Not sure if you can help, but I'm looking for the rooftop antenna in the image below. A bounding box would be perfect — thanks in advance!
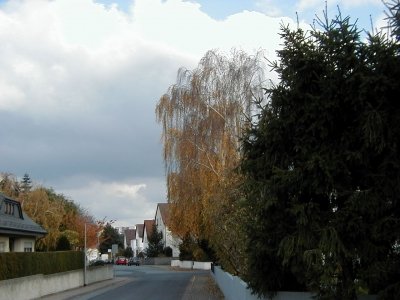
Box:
[370,14,375,35]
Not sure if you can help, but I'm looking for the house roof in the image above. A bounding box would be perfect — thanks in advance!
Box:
[143,220,155,239]
[124,229,136,244]
[156,203,170,226]
[0,193,47,237]
[136,224,144,238]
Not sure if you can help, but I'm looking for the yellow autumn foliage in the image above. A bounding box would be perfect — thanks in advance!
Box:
[156,49,266,272]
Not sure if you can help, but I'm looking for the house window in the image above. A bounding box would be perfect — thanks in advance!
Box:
[5,202,10,214]
[0,242,5,252]
[4,201,15,215]
[24,242,33,252]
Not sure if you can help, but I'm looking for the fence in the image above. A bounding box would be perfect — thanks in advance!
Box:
[142,257,172,265]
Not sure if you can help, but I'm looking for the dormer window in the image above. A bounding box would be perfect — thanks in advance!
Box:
[3,199,23,219]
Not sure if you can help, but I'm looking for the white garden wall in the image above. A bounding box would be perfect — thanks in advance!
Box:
[171,260,212,270]
[211,266,377,300]
[0,265,113,300]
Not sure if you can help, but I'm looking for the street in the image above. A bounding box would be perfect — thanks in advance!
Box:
[41,265,223,300]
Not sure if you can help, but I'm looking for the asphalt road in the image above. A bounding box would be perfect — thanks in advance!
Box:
[42,265,224,300]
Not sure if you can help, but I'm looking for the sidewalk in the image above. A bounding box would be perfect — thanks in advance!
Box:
[183,273,224,300]
[39,277,132,300]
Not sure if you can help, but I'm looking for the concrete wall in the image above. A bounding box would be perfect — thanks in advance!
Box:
[171,260,212,270]
[171,259,180,267]
[86,264,113,284]
[211,266,377,300]
[0,265,113,300]
[212,266,316,300]
[193,261,212,270]
[143,257,172,265]
[171,260,193,269]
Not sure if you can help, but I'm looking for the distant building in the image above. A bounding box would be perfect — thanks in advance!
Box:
[0,193,47,252]
[135,224,144,256]
[124,228,136,250]
[115,226,129,235]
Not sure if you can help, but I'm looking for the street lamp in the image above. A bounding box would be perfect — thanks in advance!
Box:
[84,222,101,286]
[84,223,87,286]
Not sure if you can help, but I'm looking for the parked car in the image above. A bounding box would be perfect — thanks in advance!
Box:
[128,257,140,266]
[89,259,105,267]
[115,256,128,265]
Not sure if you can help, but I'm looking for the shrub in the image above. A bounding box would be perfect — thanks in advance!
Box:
[0,251,83,280]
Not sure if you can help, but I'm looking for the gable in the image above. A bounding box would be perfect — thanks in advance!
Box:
[124,229,136,244]
[156,203,170,227]
[143,220,155,240]
[136,224,144,238]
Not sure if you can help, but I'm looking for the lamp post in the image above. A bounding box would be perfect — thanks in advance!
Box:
[84,223,87,286]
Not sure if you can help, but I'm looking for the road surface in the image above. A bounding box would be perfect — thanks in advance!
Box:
[41,264,224,300]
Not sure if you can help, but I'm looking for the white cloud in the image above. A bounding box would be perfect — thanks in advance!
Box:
[0,81,25,110]
[296,0,382,12]
[0,0,384,227]
[57,177,165,227]
[0,0,302,226]
[0,0,294,116]
[131,0,297,59]
[132,0,220,56]
[51,0,132,49]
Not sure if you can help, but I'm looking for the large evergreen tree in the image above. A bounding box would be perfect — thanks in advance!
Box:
[241,10,400,300]
[99,223,123,254]
[145,224,163,257]
[20,173,32,194]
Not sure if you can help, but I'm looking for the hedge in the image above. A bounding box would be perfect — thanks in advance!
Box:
[0,251,84,280]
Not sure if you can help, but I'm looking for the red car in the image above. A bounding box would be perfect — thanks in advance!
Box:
[115,257,128,265]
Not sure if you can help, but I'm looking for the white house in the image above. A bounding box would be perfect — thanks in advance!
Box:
[143,220,155,250]
[142,219,155,254]
[135,223,144,256]
[123,228,136,251]
[155,203,180,257]
[0,193,47,252]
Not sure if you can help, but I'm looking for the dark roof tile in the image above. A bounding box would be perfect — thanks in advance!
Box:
[0,193,47,237]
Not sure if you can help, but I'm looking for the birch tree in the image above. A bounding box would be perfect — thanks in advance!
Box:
[156,49,266,271]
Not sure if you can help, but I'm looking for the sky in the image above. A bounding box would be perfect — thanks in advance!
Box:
[0,0,388,227]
